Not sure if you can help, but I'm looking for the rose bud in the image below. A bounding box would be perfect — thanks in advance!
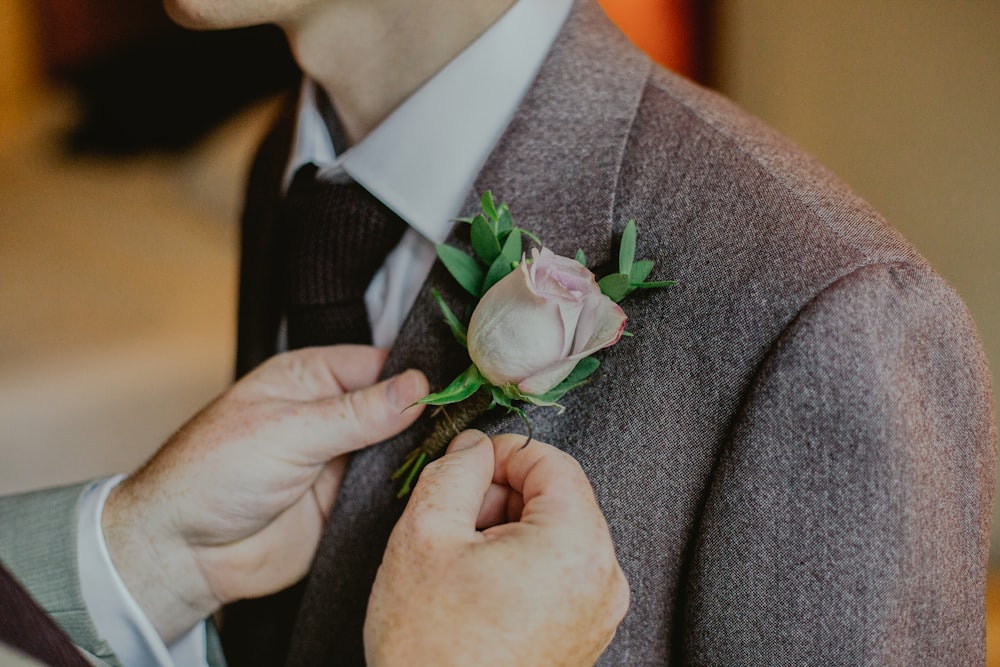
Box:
[467,247,627,395]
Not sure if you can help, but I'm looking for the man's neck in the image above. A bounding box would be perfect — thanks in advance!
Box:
[282,0,518,146]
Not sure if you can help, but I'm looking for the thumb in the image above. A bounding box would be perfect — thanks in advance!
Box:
[297,369,429,461]
[404,430,494,539]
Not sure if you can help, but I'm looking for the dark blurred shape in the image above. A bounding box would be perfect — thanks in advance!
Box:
[32,0,298,154]
[65,26,298,154]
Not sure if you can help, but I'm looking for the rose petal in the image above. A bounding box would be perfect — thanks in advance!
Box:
[517,358,579,395]
[571,292,627,357]
[468,267,568,386]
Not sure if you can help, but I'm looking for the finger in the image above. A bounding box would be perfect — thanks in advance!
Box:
[315,346,390,392]
[475,484,525,529]
[311,456,349,523]
[475,483,512,529]
[254,346,390,401]
[491,434,599,527]
[403,430,494,540]
[298,369,429,460]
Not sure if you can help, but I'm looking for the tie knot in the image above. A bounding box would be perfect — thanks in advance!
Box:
[282,164,408,347]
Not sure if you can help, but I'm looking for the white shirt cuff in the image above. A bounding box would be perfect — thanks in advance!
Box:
[77,476,209,667]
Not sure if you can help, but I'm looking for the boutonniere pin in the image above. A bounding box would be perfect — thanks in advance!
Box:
[393,192,674,496]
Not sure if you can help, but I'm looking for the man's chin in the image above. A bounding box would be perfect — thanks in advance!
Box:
[162,0,251,30]
[162,0,211,29]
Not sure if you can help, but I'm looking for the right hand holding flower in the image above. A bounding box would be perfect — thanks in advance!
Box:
[365,430,630,666]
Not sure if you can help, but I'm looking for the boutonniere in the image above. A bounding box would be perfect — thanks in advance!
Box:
[393,192,674,495]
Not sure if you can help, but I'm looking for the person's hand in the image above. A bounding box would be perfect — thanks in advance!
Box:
[102,345,428,643]
[364,430,629,666]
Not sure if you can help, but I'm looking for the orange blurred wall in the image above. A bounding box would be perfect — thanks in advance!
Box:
[598,0,701,78]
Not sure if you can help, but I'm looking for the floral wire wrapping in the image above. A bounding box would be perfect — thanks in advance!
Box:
[392,192,675,496]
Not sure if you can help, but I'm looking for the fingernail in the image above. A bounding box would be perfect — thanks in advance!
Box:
[387,370,423,411]
[448,430,487,453]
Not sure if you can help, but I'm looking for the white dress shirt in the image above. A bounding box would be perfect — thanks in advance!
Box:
[76,1,572,664]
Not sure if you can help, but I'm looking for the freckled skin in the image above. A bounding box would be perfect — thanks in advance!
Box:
[365,432,630,667]
[101,345,428,645]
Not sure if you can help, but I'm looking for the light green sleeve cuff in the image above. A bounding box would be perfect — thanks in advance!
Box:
[0,481,228,667]
[0,481,120,665]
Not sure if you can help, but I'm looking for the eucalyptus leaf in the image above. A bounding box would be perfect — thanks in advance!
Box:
[619,219,637,275]
[496,205,513,234]
[499,228,523,263]
[470,215,501,265]
[518,228,542,246]
[431,288,468,347]
[436,244,484,297]
[489,385,515,411]
[634,280,677,289]
[416,365,485,406]
[574,249,588,267]
[533,357,600,403]
[520,394,566,413]
[481,191,498,223]
[489,386,528,424]
[482,252,517,295]
[629,259,655,284]
[598,272,631,302]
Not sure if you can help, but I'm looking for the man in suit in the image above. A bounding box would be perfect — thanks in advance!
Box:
[168,0,996,664]
[1,346,628,665]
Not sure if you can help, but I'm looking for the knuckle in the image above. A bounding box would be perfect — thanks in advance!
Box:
[608,567,631,623]
[342,388,375,428]
[398,504,443,555]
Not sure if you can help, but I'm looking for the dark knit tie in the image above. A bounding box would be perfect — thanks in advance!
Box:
[0,562,91,666]
[282,164,408,348]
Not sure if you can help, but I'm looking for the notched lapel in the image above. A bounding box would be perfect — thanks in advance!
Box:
[470,0,651,268]
[286,2,653,664]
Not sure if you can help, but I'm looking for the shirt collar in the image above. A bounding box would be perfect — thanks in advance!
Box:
[283,0,573,244]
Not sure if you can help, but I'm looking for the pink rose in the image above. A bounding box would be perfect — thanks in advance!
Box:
[467,248,627,395]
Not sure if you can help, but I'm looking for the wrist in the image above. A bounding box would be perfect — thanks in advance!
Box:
[102,478,220,644]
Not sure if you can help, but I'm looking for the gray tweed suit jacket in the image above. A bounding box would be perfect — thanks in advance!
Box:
[226,1,997,664]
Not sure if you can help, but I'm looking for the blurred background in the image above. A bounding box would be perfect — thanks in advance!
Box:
[1,0,998,655]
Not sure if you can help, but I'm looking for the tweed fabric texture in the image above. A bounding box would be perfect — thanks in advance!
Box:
[229,0,996,664]
[0,560,91,666]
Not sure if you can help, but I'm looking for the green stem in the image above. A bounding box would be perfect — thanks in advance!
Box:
[394,388,492,497]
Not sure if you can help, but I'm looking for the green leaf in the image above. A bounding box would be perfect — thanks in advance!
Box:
[482,254,516,296]
[574,249,588,267]
[517,227,542,246]
[416,366,485,406]
[470,215,501,265]
[481,229,522,295]
[598,272,631,302]
[629,259,655,285]
[436,244,484,296]
[514,384,565,410]
[496,205,513,235]
[500,228,523,263]
[533,357,601,403]
[481,191,498,223]
[490,385,527,420]
[619,220,637,276]
[488,385,512,409]
[431,288,467,347]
